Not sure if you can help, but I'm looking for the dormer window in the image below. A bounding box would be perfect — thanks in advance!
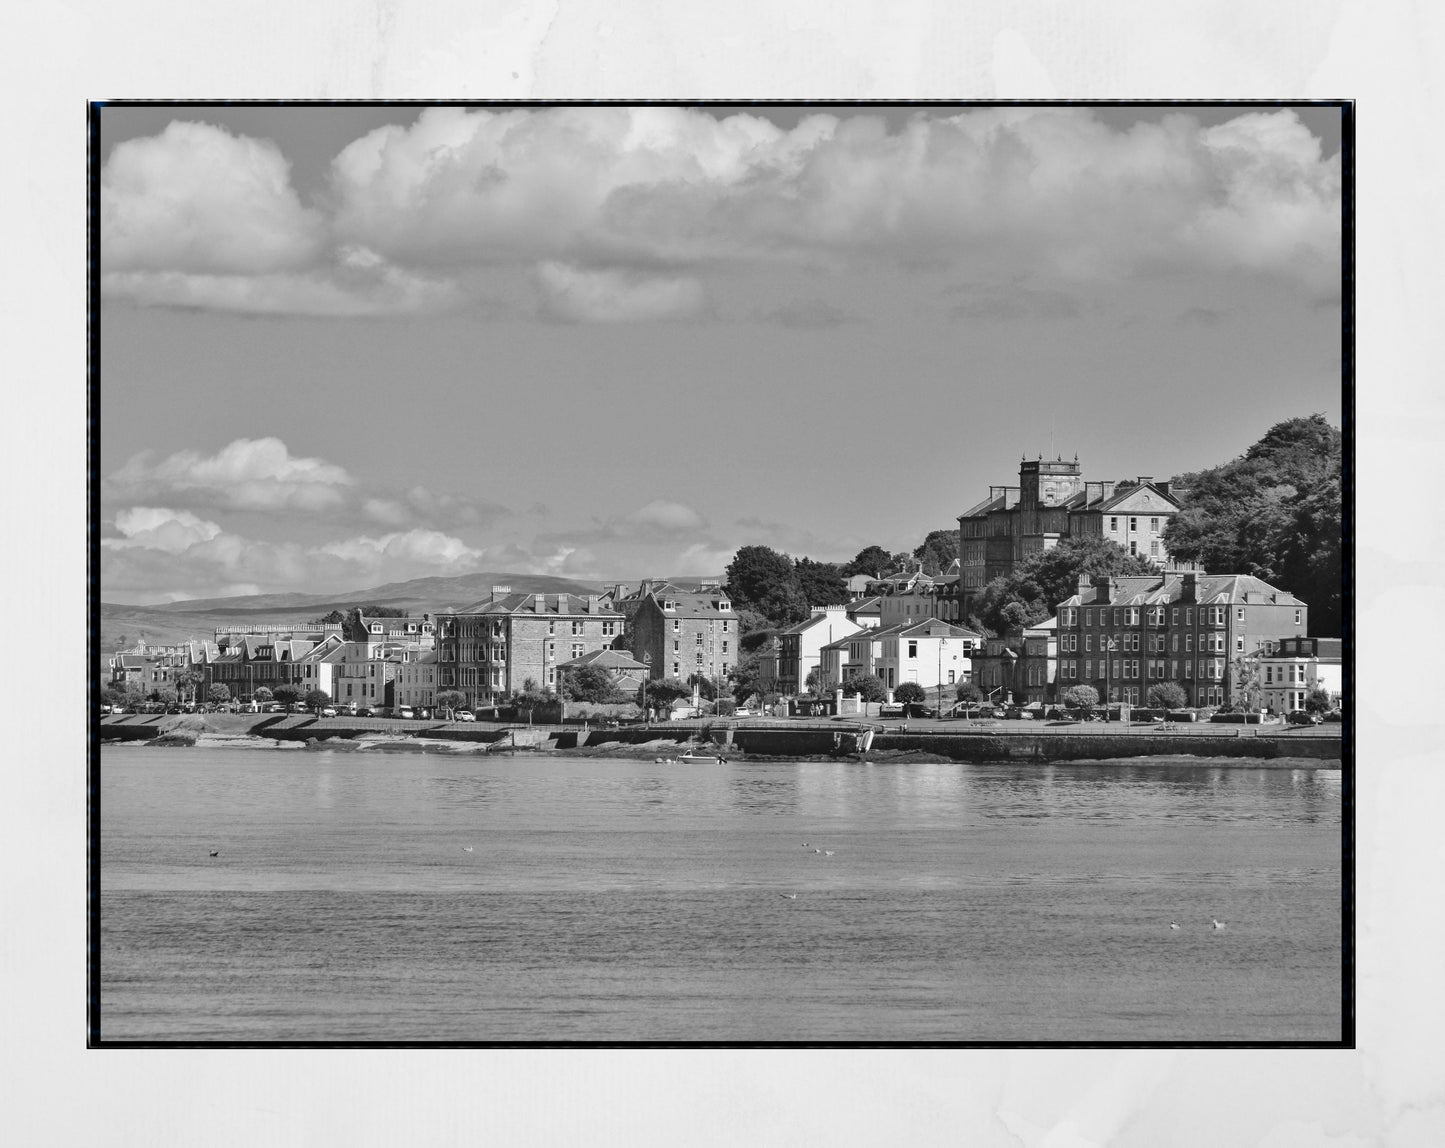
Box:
[370,623,383,634]
[662,600,676,611]
[717,600,731,611]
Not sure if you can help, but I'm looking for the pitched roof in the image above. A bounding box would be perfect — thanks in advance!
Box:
[557,648,648,671]
[643,590,734,618]
[1055,573,1307,610]
[451,593,622,617]
[959,488,1018,517]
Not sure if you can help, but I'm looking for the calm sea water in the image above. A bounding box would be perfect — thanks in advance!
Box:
[99,746,1344,1043]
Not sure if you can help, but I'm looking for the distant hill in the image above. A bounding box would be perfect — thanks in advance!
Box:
[98,570,602,660]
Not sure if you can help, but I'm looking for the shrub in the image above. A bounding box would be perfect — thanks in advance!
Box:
[1146,682,1188,710]
[893,682,927,704]
[843,674,887,703]
[1061,685,1099,710]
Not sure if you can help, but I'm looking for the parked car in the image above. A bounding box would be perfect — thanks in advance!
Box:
[354,707,374,718]
[903,703,937,719]
[266,703,285,713]
[733,707,754,717]
[1322,710,1344,722]
[320,706,338,717]
[398,706,415,719]
[1286,710,1323,725]
[879,702,906,717]
[454,709,475,722]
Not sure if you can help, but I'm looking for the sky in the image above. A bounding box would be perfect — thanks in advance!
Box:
[98,102,1344,605]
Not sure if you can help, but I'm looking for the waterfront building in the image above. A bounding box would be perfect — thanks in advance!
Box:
[1252,636,1343,713]
[776,603,877,696]
[817,619,980,695]
[1054,572,1308,709]
[393,650,439,712]
[971,617,1058,707]
[627,586,736,684]
[555,648,651,696]
[435,589,625,709]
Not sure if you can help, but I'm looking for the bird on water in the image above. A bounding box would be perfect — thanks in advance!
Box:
[1212,918,1227,930]
[1169,922,1180,930]
[778,893,798,900]
[462,846,474,853]
[208,850,219,857]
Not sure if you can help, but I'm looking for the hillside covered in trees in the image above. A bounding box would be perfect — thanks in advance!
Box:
[1164,414,1343,635]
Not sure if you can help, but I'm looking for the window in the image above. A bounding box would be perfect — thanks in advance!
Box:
[548,642,555,658]
[1085,635,1092,652]
[948,670,956,684]
[673,641,680,652]
[1171,608,1178,625]
[1171,634,1178,653]
[1150,540,1159,556]
[1150,517,1159,532]
[908,641,918,658]
[722,641,728,653]
[722,620,730,633]
[1112,659,1121,678]
[1085,659,1093,678]
[1185,634,1194,653]
[1235,638,1244,653]
[1110,516,1118,532]
[1129,541,1138,556]
[1295,609,1303,626]
[1185,608,1193,626]
[1129,517,1138,532]
[602,621,616,636]
[1113,608,1121,626]
[1237,607,1246,622]
[672,662,680,676]
[673,619,681,632]
[571,621,583,636]
[695,633,704,646]
[1084,609,1093,626]
[548,621,555,635]
[1125,607,1140,626]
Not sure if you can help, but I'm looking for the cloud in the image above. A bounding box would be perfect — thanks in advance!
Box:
[102,244,460,317]
[102,120,323,274]
[535,262,704,323]
[102,108,1340,317]
[362,485,510,530]
[624,500,706,533]
[104,438,355,512]
[947,284,1084,322]
[102,521,495,605]
[756,299,857,328]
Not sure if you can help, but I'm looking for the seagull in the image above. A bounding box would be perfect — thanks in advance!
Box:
[1169,922,1180,930]
[824,851,835,856]
[1212,918,1227,930]
[800,843,810,848]
[778,893,798,900]
[462,846,474,853]
[208,849,219,858]
[814,848,822,854]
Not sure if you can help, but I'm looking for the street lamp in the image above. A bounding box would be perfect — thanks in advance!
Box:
[641,652,653,725]
[1102,637,1117,722]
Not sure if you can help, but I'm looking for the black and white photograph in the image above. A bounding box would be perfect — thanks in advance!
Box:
[92,100,1349,1047]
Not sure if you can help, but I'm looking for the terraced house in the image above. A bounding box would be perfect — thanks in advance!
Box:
[435,589,625,709]
[1054,572,1308,709]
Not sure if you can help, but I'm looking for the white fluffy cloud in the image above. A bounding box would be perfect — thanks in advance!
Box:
[102,107,1341,318]
[535,262,705,323]
[104,437,355,512]
[102,121,323,274]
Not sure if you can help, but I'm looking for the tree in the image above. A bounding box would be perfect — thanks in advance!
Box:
[563,664,624,703]
[893,681,926,703]
[841,545,893,579]
[740,627,782,655]
[969,537,1155,635]
[638,678,693,715]
[435,689,465,718]
[913,529,959,575]
[1061,684,1099,711]
[272,685,300,709]
[156,686,179,707]
[955,681,984,703]
[1305,686,1333,714]
[1164,415,1342,634]
[1147,682,1188,710]
[107,680,145,709]
[726,650,767,705]
[843,674,887,702]
[304,689,331,711]
[320,610,346,625]
[803,668,823,696]
[253,686,274,706]
[793,557,848,607]
[174,667,205,704]
[725,546,800,613]
[207,683,231,705]
[686,673,717,701]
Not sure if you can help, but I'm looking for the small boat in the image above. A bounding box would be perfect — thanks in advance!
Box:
[679,751,726,763]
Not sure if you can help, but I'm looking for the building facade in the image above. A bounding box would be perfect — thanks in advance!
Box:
[957,457,1198,615]
[1054,572,1308,709]
[435,590,625,708]
[628,588,737,683]
[971,617,1057,707]
[1253,636,1343,713]
[818,619,980,695]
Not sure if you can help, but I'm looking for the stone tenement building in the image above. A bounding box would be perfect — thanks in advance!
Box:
[957,456,1199,614]
[434,589,625,708]
[1054,572,1307,709]
[627,587,738,683]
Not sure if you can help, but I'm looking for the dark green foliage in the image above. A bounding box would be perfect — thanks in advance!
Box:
[1305,686,1333,714]
[561,664,625,703]
[272,685,299,706]
[893,681,926,703]
[913,529,959,575]
[207,683,232,704]
[435,690,465,714]
[1061,684,1099,709]
[320,610,346,624]
[969,538,1155,635]
[725,650,766,704]
[1146,681,1188,710]
[1164,415,1342,634]
[359,605,409,617]
[954,681,984,703]
[844,673,887,702]
[740,627,782,655]
[304,689,331,710]
[638,678,693,707]
[841,545,893,579]
[794,557,848,607]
